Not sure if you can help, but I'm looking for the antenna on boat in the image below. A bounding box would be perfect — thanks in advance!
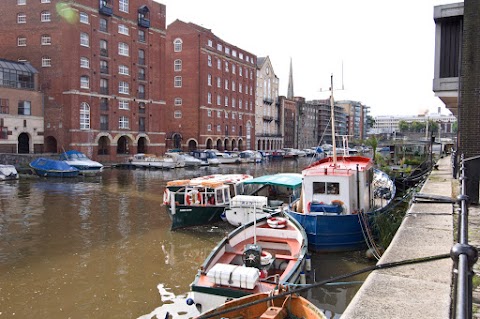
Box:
[330,74,337,166]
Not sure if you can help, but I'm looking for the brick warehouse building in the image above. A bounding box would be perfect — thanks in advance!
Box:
[0,0,167,162]
[165,20,256,151]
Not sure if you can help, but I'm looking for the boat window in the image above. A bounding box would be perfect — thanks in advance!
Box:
[313,182,340,195]
[216,189,223,204]
[313,182,326,194]
[327,182,340,195]
[223,188,230,203]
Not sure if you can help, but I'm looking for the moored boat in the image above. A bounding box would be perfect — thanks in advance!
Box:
[0,164,19,180]
[224,173,302,227]
[284,75,395,252]
[59,150,103,176]
[194,287,327,319]
[30,158,79,178]
[188,212,308,314]
[164,174,253,230]
[128,153,176,169]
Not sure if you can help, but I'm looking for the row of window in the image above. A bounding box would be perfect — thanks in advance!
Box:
[80,102,136,130]
[0,99,31,116]
[174,38,255,65]
[206,74,254,94]
[17,11,51,23]
[206,55,254,79]
[205,93,253,110]
[79,76,145,97]
[17,34,51,46]
[17,0,50,4]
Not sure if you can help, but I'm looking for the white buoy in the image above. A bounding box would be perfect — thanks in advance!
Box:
[305,255,312,272]
[300,271,306,285]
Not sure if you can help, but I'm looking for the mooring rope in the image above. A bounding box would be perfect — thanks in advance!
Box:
[195,253,450,319]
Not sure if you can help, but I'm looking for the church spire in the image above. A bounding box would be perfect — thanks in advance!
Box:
[287,58,294,99]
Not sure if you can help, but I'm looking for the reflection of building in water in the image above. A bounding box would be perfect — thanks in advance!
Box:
[306,285,351,319]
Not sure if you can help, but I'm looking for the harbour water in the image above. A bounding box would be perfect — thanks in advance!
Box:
[0,157,374,319]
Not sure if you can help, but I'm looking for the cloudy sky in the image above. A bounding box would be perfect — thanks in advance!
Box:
[157,0,459,116]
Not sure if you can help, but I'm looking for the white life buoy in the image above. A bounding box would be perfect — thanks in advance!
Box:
[260,251,273,266]
[186,191,201,205]
[267,217,287,229]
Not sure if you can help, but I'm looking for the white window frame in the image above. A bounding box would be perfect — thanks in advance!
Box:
[119,0,129,13]
[239,53,244,60]
[239,113,243,120]
[17,0,26,5]
[207,55,212,67]
[225,79,229,90]
[118,42,129,56]
[207,124,212,131]
[174,38,182,52]
[41,0,51,3]
[225,47,230,55]
[207,39,213,47]
[17,13,26,24]
[174,59,182,71]
[216,95,221,106]
[174,98,182,106]
[232,98,236,108]
[217,111,221,118]
[225,61,229,72]
[232,64,236,74]
[17,37,26,46]
[232,81,236,91]
[80,76,89,89]
[232,50,237,57]
[225,111,228,119]
[80,57,90,69]
[239,83,243,93]
[118,65,129,75]
[41,34,51,45]
[207,74,212,86]
[207,93,212,104]
[174,76,182,88]
[174,110,182,119]
[80,102,90,129]
[119,100,129,110]
[217,43,222,51]
[119,116,129,129]
[80,12,89,24]
[207,110,212,117]
[80,32,89,47]
[41,11,51,22]
[217,77,221,88]
[118,81,129,95]
[239,67,243,77]
[217,59,221,70]
[118,24,129,35]
[42,56,51,67]
[217,124,221,132]
[225,96,228,107]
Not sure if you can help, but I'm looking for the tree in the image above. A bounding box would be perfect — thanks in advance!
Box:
[398,120,409,132]
[366,115,375,128]
[365,135,378,163]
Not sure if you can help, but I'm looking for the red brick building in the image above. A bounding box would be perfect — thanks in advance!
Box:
[0,0,166,161]
[165,20,256,151]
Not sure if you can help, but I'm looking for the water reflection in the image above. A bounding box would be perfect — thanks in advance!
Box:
[0,158,373,318]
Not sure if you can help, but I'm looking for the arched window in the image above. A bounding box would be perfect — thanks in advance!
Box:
[80,102,90,129]
[173,38,182,52]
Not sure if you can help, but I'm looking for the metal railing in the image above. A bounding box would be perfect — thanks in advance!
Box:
[451,155,478,319]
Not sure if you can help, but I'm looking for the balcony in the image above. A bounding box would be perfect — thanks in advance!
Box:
[137,92,145,99]
[100,67,109,74]
[99,4,113,16]
[100,48,108,57]
[138,18,150,28]
[263,97,274,105]
[100,99,108,111]
[263,115,273,122]
[100,123,108,131]
[100,87,109,95]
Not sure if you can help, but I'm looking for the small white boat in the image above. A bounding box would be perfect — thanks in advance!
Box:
[224,173,302,227]
[59,150,103,176]
[128,153,176,169]
[211,151,240,164]
[188,212,308,314]
[164,152,186,168]
[239,150,262,163]
[0,165,19,180]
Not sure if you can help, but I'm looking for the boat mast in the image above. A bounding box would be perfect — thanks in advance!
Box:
[330,74,337,165]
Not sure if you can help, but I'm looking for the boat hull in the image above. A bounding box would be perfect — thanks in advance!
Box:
[286,210,373,252]
[167,205,226,230]
[196,291,326,319]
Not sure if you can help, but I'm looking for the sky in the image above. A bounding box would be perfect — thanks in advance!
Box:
[156,0,459,117]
